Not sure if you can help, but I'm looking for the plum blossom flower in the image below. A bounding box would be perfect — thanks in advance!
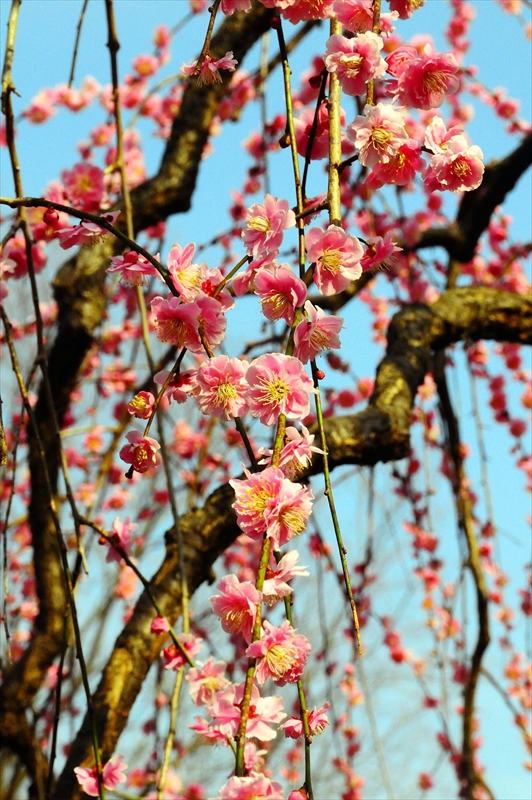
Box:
[294,301,343,363]
[162,633,203,670]
[150,616,170,634]
[181,51,238,85]
[360,233,402,271]
[347,102,408,167]
[324,32,386,96]
[293,102,351,160]
[246,620,311,686]
[259,424,323,479]
[127,391,155,419]
[230,467,313,548]
[185,657,230,705]
[150,296,201,350]
[262,550,310,604]
[232,253,279,296]
[243,194,296,257]
[107,250,161,287]
[154,368,197,403]
[254,264,307,324]
[196,293,227,351]
[0,255,15,300]
[389,0,425,18]
[195,355,249,419]
[58,211,120,249]
[245,353,314,425]
[207,682,286,741]
[106,516,137,563]
[390,46,460,110]
[423,119,484,192]
[333,0,398,34]
[218,774,284,800]
[61,162,104,212]
[367,138,424,187]
[306,225,363,296]
[74,755,127,797]
[119,430,162,474]
[210,574,261,643]
[167,242,207,300]
[221,0,252,14]
[280,701,331,738]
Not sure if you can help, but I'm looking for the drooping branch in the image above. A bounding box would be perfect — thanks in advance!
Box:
[52,285,531,799]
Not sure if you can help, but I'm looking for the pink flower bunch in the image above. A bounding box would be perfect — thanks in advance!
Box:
[293,102,351,160]
[387,44,460,109]
[162,632,203,670]
[294,301,343,363]
[58,211,120,249]
[185,657,230,705]
[218,774,284,799]
[254,264,307,324]
[198,682,286,742]
[306,224,363,296]
[74,755,127,797]
[423,116,484,191]
[127,391,156,419]
[246,619,311,686]
[62,162,105,212]
[119,431,162,474]
[347,102,409,167]
[262,549,310,604]
[280,700,331,738]
[154,368,197,404]
[324,32,386,96]
[232,253,279,297]
[259,424,323,479]
[210,573,261,642]
[105,516,137,563]
[107,250,161,287]
[167,241,207,300]
[360,233,402,271]
[150,295,201,350]
[195,355,249,419]
[366,138,424,187]
[333,0,398,34]
[181,51,238,85]
[230,466,313,549]
[242,194,296,257]
[245,353,314,426]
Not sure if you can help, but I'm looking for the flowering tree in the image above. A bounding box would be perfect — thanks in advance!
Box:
[0,1,531,799]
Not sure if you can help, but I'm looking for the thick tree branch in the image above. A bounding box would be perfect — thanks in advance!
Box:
[52,286,531,798]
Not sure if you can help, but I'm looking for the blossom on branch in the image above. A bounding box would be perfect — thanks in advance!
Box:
[245,353,314,426]
[280,700,331,738]
[254,264,307,324]
[58,211,120,249]
[242,194,296,257]
[107,250,161,287]
[293,301,344,363]
[218,774,284,799]
[203,682,286,741]
[210,573,262,643]
[119,431,162,474]
[246,620,311,686]
[150,295,201,350]
[347,103,408,167]
[195,355,249,419]
[306,225,363,296]
[74,755,127,797]
[324,32,386,97]
[181,52,238,85]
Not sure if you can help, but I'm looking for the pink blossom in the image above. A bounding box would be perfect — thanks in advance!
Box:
[367,139,424,187]
[394,49,460,110]
[423,115,468,154]
[107,250,161,287]
[127,391,156,419]
[262,550,310,604]
[181,52,238,85]
[230,467,286,539]
[232,253,279,296]
[280,701,331,738]
[58,211,120,249]
[425,140,485,192]
[347,102,409,167]
[389,0,425,19]
[245,353,314,426]
[119,430,162,474]
[306,225,363,296]
[264,476,314,550]
[210,574,261,643]
[324,32,386,96]
[167,242,207,300]
[150,296,201,350]
[196,293,227,351]
[259,424,323,479]
[195,355,249,419]
[281,0,335,25]
[154,368,196,404]
[106,516,137,563]
[221,0,252,12]
[360,233,402,271]
[150,616,170,634]
[293,103,351,160]
[0,256,15,300]
[246,620,311,686]
[218,774,284,800]
[254,264,307,324]
[185,657,230,705]
[294,301,343,363]
[242,194,295,257]
[162,633,203,670]
[333,0,398,34]
[62,162,104,212]
[1,234,47,279]
[74,755,127,797]
[133,53,159,77]
[207,682,286,741]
